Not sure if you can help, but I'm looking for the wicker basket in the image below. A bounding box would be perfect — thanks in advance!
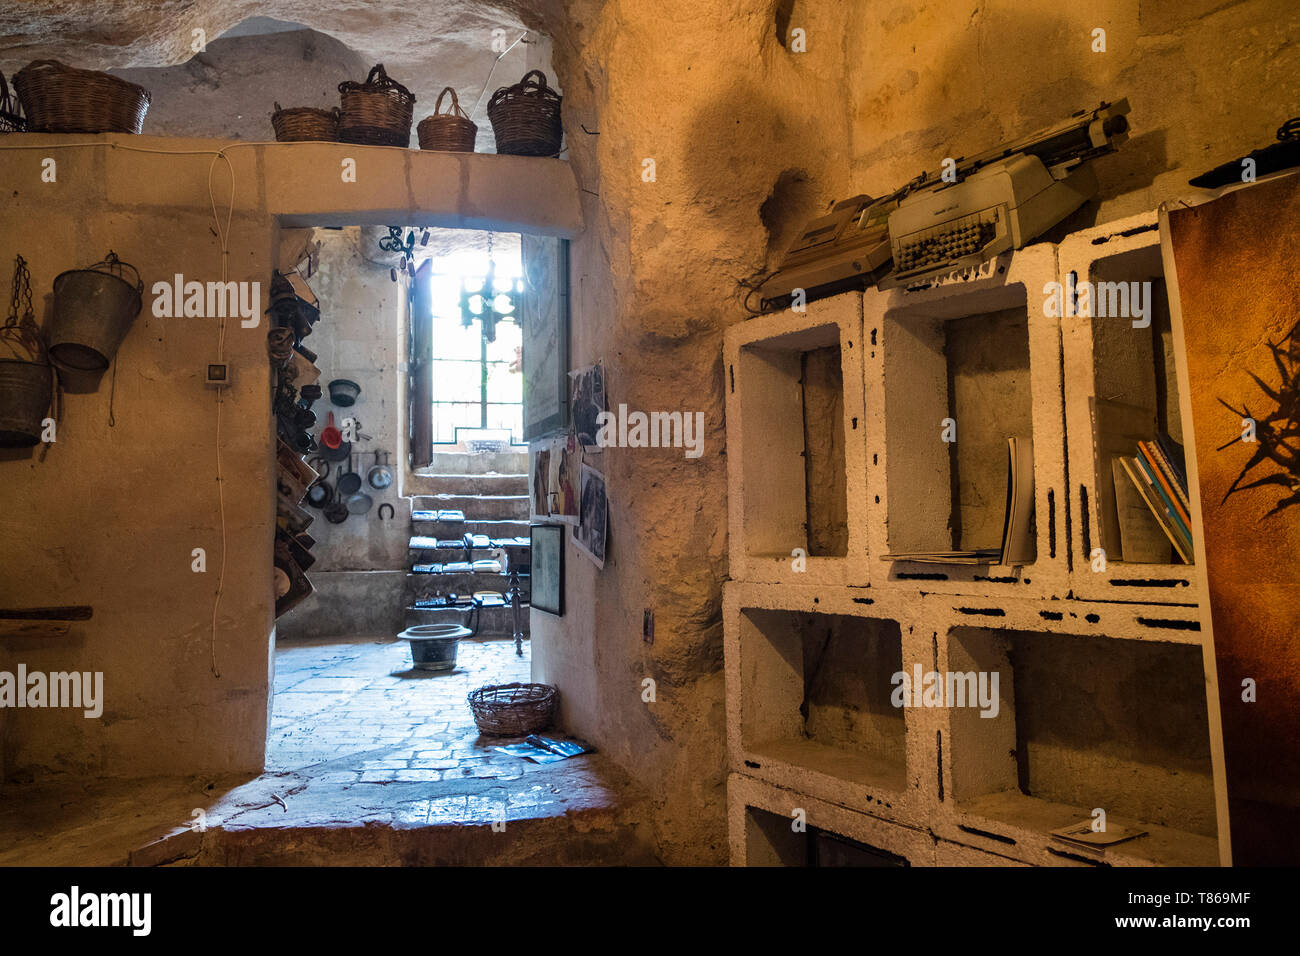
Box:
[338,64,414,147]
[487,69,562,157]
[271,102,339,142]
[416,87,477,152]
[13,60,150,134]
[468,682,558,736]
[0,71,25,133]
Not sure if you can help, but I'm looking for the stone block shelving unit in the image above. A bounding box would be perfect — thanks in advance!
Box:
[723,233,1225,867]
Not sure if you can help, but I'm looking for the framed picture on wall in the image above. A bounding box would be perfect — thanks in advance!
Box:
[529,523,565,616]
[521,235,570,441]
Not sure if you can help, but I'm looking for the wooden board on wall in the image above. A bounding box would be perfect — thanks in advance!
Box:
[521,235,569,441]
[1163,171,1300,866]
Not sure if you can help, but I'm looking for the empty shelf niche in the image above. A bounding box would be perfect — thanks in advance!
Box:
[946,624,1218,865]
[739,608,905,791]
[743,805,910,867]
[738,324,850,559]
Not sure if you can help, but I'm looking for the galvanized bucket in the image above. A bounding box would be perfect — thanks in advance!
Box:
[400,624,471,671]
[49,251,143,372]
[0,358,52,447]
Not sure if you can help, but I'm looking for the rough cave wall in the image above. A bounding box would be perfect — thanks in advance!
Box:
[1,0,1298,862]
[530,0,1300,865]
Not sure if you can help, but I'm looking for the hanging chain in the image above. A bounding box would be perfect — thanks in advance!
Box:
[2,254,44,362]
[6,254,34,328]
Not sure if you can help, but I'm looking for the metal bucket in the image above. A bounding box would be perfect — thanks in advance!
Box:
[400,624,471,671]
[0,359,52,447]
[49,252,143,372]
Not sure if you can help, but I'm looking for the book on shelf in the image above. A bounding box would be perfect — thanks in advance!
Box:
[883,436,1034,566]
[1118,443,1192,564]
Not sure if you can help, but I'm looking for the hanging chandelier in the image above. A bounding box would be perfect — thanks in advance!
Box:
[458,233,523,344]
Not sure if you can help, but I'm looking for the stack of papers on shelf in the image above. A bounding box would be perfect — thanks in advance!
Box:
[438,510,465,522]
[1050,819,1148,849]
[998,436,1036,566]
[881,550,1000,565]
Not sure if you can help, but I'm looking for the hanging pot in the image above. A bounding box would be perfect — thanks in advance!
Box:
[0,358,52,447]
[49,251,143,372]
[337,452,362,496]
[346,489,373,515]
[324,499,349,524]
[328,378,361,406]
[367,450,393,490]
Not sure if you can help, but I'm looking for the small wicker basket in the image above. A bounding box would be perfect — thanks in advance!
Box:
[416,87,477,152]
[0,71,26,133]
[271,102,340,142]
[13,60,150,134]
[487,69,562,157]
[468,682,558,736]
[338,64,414,147]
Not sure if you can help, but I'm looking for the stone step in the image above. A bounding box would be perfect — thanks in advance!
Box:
[408,534,531,552]
[409,516,531,537]
[412,473,528,497]
[404,601,529,635]
[406,570,530,595]
[410,493,529,521]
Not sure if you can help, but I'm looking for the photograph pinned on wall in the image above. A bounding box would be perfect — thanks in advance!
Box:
[569,363,606,451]
[532,447,551,519]
[573,462,608,569]
[548,434,581,526]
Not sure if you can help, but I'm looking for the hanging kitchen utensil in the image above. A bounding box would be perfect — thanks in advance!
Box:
[0,254,53,448]
[346,488,373,515]
[306,462,333,509]
[324,467,349,524]
[320,411,342,449]
[337,451,362,496]
[367,450,393,490]
[328,378,361,406]
[48,250,143,372]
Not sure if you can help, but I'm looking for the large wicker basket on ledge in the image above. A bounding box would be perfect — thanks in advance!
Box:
[271,102,340,142]
[13,59,150,134]
[338,63,414,147]
[487,69,562,157]
[468,682,558,736]
[416,86,477,152]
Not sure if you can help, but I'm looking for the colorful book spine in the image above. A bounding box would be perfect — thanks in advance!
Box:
[1121,456,1192,563]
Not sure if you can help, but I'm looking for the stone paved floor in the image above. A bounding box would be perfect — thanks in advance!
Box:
[268,634,533,782]
[0,635,653,865]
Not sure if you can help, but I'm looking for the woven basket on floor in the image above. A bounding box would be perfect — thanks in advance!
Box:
[487,69,562,157]
[271,102,339,142]
[0,71,26,133]
[13,59,150,134]
[338,63,414,147]
[416,87,477,152]
[468,682,558,736]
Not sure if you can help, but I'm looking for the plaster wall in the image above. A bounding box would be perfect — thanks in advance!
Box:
[0,133,581,780]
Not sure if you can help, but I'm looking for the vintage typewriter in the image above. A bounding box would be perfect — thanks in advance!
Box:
[879,100,1130,288]
[756,192,897,311]
[759,101,1130,310]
